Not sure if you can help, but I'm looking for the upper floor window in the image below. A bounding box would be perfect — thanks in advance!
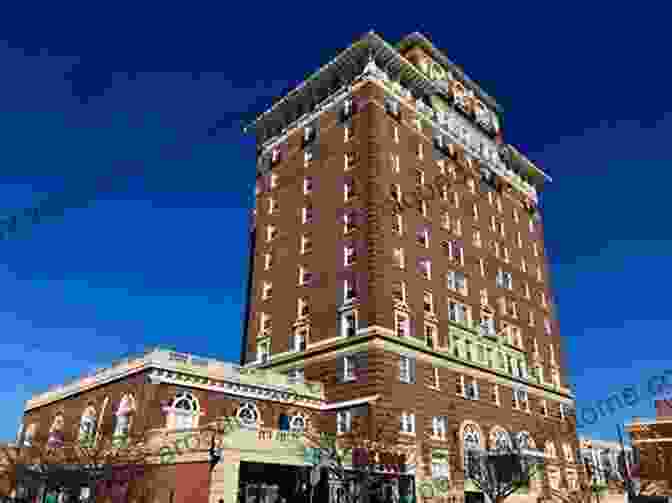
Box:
[473,230,482,248]
[237,402,259,428]
[262,281,273,300]
[264,252,273,271]
[257,340,271,363]
[513,208,520,223]
[301,234,312,254]
[344,182,355,202]
[425,323,437,349]
[344,213,356,234]
[448,299,471,326]
[172,392,200,430]
[419,259,432,280]
[392,213,403,235]
[517,231,523,249]
[385,98,400,118]
[302,205,313,225]
[292,327,308,352]
[304,150,313,167]
[266,225,277,242]
[343,279,357,303]
[424,291,435,314]
[337,410,352,434]
[393,126,399,144]
[23,423,37,448]
[393,248,405,269]
[297,297,310,318]
[395,312,410,338]
[46,415,64,448]
[79,405,98,444]
[417,228,430,248]
[399,355,414,383]
[400,412,416,434]
[344,245,356,266]
[392,280,407,305]
[446,270,468,296]
[544,318,552,335]
[345,152,356,171]
[341,310,358,338]
[270,172,279,188]
[432,416,447,440]
[303,177,313,195]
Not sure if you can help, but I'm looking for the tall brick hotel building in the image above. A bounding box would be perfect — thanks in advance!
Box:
[13,32,580,503]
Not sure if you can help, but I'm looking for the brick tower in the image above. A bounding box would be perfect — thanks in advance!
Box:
[242,31,580,502]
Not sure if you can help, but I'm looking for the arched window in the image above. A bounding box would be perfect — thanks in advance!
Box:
[79,406,97,443]
[237,402,259,428]
[516,431,536,451]
[113,395,135,444]
[290,415,306,433]
[47,414,64,448]
[172,392,199,430]
[489,427,511,452]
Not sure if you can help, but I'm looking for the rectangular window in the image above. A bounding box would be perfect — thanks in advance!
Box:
[302,205,312,225]
[521,258,527,273]
[472,203,479,220]
[337,410,352,433]
[503,247,510,263]
[344,182,354,202]
[498,221,505,238]
[267,198,277,215]
[292,328,308,352]
[453,192,460,208]
[533,242,539,257]
[441,211,451,231]
[473,230,482,248]
[424,292,434,314]
[270,172,279,188]
[490,215,496,232]
[400,412,415,434]
[480,312,495,337]
[432,417,447,440]
[480,258,486,277]
[257,340,270,363]
[467,178,476,194]
[415,169,425,186]
[343,213,355,234]
[344,245,356,266]
[417,142,424,160]
[297,297,310,318]
[345,152,355,171]
[425,324,437,349]
[524,282,531,299]
[395,312,410,338]
[517,231,523,249]
[391,184,402,202]
[480,288,489,307]
[541,291,548,308]
[537,265,543,282]
[529,310,536,326]
[399,356,411,383]
[260,312,272,332]
[392,281,407,305]
[493,384,500,405]
[304,150,313,167]
[344,126,351,142]
[529,218,535,233]
[344,280,357,302]
[303,177,313,195]
[465,379,479,400]
[544,318,552,335]
[392,213,403,235]
[448,300,470,325]
[419,259,432,280]
[417,229,430,248]
[513,208,519,223]
[393,248,405,269]
[341,311,357,338]
[496,196,503,213]
[299,266,312,286]
[433,367,440,389]
[266,225,277,242]
[262,282,272,300]
[420,200,428,218]
[385,98,400,117]
[504,272,513,290]
[494,241,501,259]
[392,154,400,173]
[301,234,312,254]
[343,355,355,381]
[264,253,273,271]
[393,126,399,143]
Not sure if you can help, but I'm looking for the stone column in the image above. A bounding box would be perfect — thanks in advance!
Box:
[209,449,241,503]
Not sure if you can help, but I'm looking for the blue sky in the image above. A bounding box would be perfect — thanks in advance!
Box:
[1,1,671,444]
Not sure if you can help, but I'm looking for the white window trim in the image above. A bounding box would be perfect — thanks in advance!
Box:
[337,410,352,434]
[401,412,416,435]
[340,310,358,338]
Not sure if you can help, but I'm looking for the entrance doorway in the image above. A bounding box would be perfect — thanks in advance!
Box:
[465,491,485,503]
[238,462,314,503]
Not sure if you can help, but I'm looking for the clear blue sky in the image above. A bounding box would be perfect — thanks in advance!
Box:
[1,1,670,445]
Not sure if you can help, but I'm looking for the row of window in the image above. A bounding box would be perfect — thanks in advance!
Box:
[20,395,136,448]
